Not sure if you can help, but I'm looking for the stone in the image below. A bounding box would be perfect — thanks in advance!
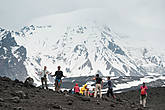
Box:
[52,104,62,109]
[13,107,24,110]
[81,97,90,101]
[110,104,115,107]
[67,99,73,105]
[11,96,20,103]
[24,77,34,87]
[96,100,100,105]
[0,98,4,102]
[68,101,72,105]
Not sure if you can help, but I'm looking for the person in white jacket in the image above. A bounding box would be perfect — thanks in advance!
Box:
[36,66,51,89]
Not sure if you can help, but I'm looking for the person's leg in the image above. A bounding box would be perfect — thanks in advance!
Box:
[41,78,44,89]
[87,91,90,97]
[58,80,62,91]
[98,84,102,98]
[142,96,144,107]
[141,95,146,107]
[84,91,87,96]
[94,84,98,98]
[143,95,147,107]
[45,78,48,89]
[55,80,58,91]
[110,89,115,98]
[107,89,110,97]
[140,95,142,105]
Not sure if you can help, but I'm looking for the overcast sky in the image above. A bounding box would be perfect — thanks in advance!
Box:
[0,0,164,47]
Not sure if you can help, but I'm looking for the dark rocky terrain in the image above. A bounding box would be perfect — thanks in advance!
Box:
[0,76,165,110]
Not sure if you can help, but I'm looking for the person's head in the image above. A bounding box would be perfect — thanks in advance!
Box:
[44,66,47,70]
[57,66,61,71]
[107,76,110,80]
[75,83,78,86]
[96,74,99,77]
[143,82,145,87]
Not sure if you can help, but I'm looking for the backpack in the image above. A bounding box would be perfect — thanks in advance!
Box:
[141,87,146,95]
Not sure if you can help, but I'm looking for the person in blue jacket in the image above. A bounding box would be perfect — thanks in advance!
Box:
[104,77,116,99]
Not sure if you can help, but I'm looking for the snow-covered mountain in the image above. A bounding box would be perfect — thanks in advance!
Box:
[0,9,165,85]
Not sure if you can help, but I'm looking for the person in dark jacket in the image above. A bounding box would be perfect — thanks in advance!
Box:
[104,77,116,99]
[93,74,103,98]
[51,66,65,91]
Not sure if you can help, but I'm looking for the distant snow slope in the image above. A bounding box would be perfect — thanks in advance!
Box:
[0,9,165,85]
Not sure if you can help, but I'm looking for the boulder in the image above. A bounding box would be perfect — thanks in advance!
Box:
[24,77,34,87]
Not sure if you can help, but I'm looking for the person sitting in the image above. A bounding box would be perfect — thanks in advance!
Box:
[80,84,89,96]
[88,88,95,97]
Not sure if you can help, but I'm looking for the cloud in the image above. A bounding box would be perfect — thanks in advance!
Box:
[0,0,164,48]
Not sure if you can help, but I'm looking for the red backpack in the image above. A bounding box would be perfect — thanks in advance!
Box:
[141,87,146,95]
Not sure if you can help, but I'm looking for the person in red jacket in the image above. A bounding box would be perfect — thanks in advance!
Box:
[140,82,148,107]
[74,83,80,95]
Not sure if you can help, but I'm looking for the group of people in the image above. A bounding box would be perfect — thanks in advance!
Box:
[36,66,148,108]
[74,74,116,99]
[36,66,65,91]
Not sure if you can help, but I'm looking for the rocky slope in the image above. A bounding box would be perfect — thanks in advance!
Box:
[0,76,165,110]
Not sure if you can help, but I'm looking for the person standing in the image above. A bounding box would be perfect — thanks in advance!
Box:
[140,82,148,107]
[93,74,103,98]
[74,83,80,95]
[36,66,51,89]
[104,77,116,99]
[51,66,65,91]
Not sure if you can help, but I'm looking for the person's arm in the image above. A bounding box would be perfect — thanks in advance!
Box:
[46,70,52,74]
[63,74,66,78]
[51,72,57,77]
[62,72,66,77]
[51,74,55,77]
